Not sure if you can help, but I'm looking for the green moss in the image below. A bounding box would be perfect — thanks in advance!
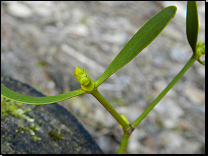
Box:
[48,129,65,141]
[1,96,34,121]
[31,135,42,141]
[1,96,42,141]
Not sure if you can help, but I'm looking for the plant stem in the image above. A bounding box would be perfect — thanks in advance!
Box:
[131,55,198,128]
[91,89,130,132]
[117,133,130,154]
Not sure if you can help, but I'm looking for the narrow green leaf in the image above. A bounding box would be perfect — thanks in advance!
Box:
[186,1,199,54]
[95,6,177,87]
[1,84,86,105]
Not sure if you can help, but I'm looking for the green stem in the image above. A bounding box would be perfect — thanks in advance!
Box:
[117,133,130,154]
[91,89,130,132]
[131,55,198,128]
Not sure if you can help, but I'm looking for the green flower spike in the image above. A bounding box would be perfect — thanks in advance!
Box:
[74,67,95,92]
[196,42,205,65]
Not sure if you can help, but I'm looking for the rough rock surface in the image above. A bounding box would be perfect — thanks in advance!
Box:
[1,77,103,154]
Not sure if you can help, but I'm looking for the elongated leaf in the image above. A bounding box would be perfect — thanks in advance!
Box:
[186,1,199,54]
[1,84,86,105]
[95,6,177,87]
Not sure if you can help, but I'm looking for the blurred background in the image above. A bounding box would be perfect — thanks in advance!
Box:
[1,1,205,154]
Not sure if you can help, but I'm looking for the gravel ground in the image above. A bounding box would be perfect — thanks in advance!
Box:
[1,1,205,154]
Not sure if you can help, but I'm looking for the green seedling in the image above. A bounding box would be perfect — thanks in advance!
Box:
[48,130,65,141]
[1,2,204,154]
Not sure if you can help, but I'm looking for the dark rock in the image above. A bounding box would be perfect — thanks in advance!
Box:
[1,76,103,154]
